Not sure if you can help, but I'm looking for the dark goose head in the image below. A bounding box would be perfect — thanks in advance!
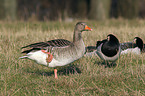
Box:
[133,37,144,51]
[101,34,120,57]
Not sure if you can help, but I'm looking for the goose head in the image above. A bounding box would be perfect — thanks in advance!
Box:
[96,34,119,49]
[96,34,121,62]
[107,34,119,44]
[133,37,144,51]
[73,22,92,42]
[101,34,120,57]
[75,22,92,32]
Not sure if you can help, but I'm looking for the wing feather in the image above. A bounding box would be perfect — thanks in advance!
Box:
[120,42,137,50]
[21,39,72,53]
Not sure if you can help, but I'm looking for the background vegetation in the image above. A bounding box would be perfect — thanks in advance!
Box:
[0,0,145,21]
[0,0,145,95]
[0,20,145,95]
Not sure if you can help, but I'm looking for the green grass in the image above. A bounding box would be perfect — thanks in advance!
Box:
[0,20,145,95]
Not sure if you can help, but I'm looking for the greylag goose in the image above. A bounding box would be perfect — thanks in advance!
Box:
[121,37,144,55]
[19,22,92,79]
[96,34,121,64]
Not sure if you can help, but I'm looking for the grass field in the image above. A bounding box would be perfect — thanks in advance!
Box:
[0,20,145,95]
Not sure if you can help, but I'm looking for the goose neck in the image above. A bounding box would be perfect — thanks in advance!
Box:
[73,30,82,43]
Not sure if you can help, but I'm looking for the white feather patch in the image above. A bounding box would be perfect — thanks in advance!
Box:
[121,47,141,55]
[20,50,48,66]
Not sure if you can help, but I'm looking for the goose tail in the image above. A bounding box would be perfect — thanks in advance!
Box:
[19,56,28,59]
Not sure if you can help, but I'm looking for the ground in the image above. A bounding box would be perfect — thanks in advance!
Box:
[0,20,145,95]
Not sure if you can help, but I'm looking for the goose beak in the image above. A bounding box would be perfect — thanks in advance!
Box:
[85,25,92,31]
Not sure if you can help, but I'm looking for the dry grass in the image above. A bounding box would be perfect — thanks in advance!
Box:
[0,20,145,95]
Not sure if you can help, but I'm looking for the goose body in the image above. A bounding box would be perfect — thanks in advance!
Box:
[97,43,121,62]
[121,47,141,55]
[20,22,92,78]
[47,39,86,67]
[84,46,97,56]
[121,37,144,55]
[20,39,85,67]
[96,34,121,62]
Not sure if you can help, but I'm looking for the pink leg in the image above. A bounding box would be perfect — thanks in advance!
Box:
[54,69,58,79]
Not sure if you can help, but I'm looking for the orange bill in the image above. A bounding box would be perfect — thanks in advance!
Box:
[85,25,92,31]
